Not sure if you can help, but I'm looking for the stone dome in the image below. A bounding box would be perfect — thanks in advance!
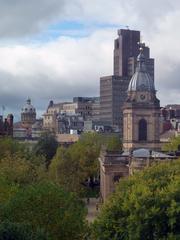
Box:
[21,98,36,113]
[128,51,155,92]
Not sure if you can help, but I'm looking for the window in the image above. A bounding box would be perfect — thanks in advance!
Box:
[139,119,147,141]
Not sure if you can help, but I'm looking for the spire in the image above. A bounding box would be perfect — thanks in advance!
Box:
[27,97,31,105]
[136,43,146,72]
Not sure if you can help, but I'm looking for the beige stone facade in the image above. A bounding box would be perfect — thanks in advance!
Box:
[99,149,175,201]
[21,98,36,129]
[43,112,57,132]
[123,103,161,151]
[99,150,129,200]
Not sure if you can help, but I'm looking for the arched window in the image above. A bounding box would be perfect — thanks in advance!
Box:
[139,119,147,141]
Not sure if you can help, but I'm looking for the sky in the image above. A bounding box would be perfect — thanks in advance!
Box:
[1,0,180,121]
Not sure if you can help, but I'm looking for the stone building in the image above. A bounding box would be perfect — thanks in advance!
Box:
[99,149,129,200]
[43,100,64,132]
[14,98,43,139]
[57,113,84,134]
[43,97,99,133]
[21,98,36,128]
[0,114,13,137]
[99,148,174,201]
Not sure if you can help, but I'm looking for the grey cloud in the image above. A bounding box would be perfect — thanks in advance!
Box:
[0,0,66,38]
[156,62,180,91]
[0,69,99,121]
[0,0,179,38]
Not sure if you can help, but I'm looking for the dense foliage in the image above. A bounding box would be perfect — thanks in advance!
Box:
[0,221,49,240]
[33,132,58,168]
[163,136,180,152]
[49,133,122,194]
[91,160,180,240]
[0,137,87,239]
[0,182,87,240]
[0,138,46,186]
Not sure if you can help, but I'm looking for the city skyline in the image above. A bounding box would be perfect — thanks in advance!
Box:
[0,0,180,121]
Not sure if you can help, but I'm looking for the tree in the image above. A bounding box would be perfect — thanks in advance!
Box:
[163,136,180,152]
[91,160,180,240]
[49,146,85,194]
[0,177,18,204]
[49,133,122,195]
[33,132,58,168]
[0,137,25,159]
[0,138,46,184]
[0,182,87,240]
[106,135,122,151]
[0,221,50,240]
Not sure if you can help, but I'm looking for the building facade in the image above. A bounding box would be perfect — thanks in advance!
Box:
[14,98,43,140]
[0,114,13,137]
[114,29,154,80]
[43,97,100,133]
[99,149,175,201]
[100,75,130,133]
[21,98,36,128]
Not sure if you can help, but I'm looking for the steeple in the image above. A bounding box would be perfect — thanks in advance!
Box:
[123,43,160,152]
[27,97,31,105]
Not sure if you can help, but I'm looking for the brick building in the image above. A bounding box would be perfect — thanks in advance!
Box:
[0,114,13,137]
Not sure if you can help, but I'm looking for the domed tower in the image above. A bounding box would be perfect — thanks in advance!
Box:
[123,47,161,151]
[21,98,36,128]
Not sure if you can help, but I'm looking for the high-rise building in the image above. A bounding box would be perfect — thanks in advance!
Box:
[100,29,154,134]
[114,29,140,76]
[113,29,154,81]
[100,75,129,133]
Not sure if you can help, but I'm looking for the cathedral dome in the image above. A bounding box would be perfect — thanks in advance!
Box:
[21,98,36,113]
[128,51,155,92]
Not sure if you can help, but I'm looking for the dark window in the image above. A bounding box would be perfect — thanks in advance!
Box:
[139,119,147,141]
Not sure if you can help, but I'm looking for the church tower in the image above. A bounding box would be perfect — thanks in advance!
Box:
[123,47,161,151]
[21,98,36,128]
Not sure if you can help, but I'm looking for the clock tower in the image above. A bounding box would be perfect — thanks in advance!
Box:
[123,47,161,151]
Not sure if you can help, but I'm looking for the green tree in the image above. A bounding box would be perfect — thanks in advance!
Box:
[49,146,85,193]
[0,137,25,159]
[91,160,180,240]
[0,221,50,240]
[0,182,87,240]
[0,152,46,186]
[163,136,180,152]
[106,135,122,151]
[33,132,58,168]
[0,177,18,204]
[49,133,122,194]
